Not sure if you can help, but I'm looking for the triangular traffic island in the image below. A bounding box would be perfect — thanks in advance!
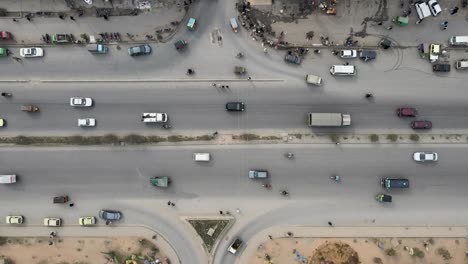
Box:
[186,217,234,254]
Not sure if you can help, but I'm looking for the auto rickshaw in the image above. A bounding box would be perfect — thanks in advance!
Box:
[375,194,392,203]
[150,176,170,188]
[234,66,246,75]
[0,48,8,57]
[393,16,409,26]
[174,40,187,51]
[187,17,196,30]
[21,105,39,112]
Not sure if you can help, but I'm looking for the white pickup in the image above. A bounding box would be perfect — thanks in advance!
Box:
[193,153,211,162]
[141,113,168,123]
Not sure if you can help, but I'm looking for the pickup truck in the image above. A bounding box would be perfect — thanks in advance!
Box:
[228,238,243,254]
[308,113,351,127]
[141,113,168,123]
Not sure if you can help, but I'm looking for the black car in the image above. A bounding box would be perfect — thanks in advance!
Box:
[359,50,376,62]
[284,54,302,64]
[226,102,245,112]
[433,64,450,72]
[381,178,410,189]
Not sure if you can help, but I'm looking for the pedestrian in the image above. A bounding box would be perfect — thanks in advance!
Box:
[268,235,273,240]
[171,202,175,207]
[385,26,393,30]
[167,201,171,206]
[377,21,383,26]
[12,18,18,22]
[328,221,333,227]
[212,83,216,87]
[26,16,31,21]
[69,203,74,207]
[219,210,223,215]
[59,15,64,20]
[103,15,109,20]
[248,76,252,80]
[70,16,75,21]
[236,208,240,214]
[450,6,459,15]
[287,232,293,237]
[344,62,349,66]
[221,85,225,88]
[226,85,229,89]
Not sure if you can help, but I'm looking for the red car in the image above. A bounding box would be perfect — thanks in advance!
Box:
[397,107,417,117]
[0,31,12,40]
[411,120,432,129]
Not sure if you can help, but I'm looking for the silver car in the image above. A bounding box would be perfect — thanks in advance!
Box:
[248,170,268,179]
[128,45,152,56]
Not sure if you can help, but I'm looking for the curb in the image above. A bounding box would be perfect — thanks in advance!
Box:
[0,80,30,83]
[38,79,284,83]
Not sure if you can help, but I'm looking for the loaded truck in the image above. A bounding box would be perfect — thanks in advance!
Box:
[308,113,351,127]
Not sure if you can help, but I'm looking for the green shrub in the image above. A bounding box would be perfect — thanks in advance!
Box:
[386,248,396,256]
[123,134,147,144]
[387,134,398,142]
[437,247,451,260]
[412,247,425,258]
[409,134,420,141]
[369,134,379,142]
[15,136,33,145]
[329,134,339,143]
[102,134,119,144]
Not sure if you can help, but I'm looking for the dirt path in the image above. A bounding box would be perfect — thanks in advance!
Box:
[0,236,170,264]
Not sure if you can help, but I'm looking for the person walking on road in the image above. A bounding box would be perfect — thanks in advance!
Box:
[328,221,333,227]
[450,6,459,15]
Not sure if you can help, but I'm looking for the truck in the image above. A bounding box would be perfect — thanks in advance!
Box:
[308,113,351,127]
[228,238,243,254]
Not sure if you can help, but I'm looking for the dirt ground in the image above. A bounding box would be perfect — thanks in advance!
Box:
[0,236,169,264]
[249,237,468,264]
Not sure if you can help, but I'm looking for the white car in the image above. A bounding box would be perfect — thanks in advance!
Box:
[70,97,93,107]
[79,216,96,226]
[415,2,431,19]
[428,0,441,16]
[6,215,24,224]
[141,113,168,123]
[413,152,438,162]
[43,217,62,226]
[339,50,357,58]
[78,118,96,127]
[20,47,44,58]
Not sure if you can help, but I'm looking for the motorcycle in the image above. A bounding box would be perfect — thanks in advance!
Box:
[285,152,294,159]
[236,52,244,58]
[162,124,172,129]
[330,175,341,182]
[1,92,12,97]
[262,183,271,189]
[187,69,195,75]
[280,190,289,196]
[365,93,373,99]
[314,49,321,54]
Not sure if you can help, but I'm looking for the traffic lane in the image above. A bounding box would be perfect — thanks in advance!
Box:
[0,145,467,201]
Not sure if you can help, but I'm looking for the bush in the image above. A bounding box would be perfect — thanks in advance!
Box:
[102,134,120,144]
[386,248,396,256]
[369,134,379,142]
[387,134,398,142]
[15,135,33,145]
[412,247,425,258]
[373,257,383,264]
[409,134,420,141]
[0,236,7,246]
[123,134,147,144]
[437,247,451,260]
[329,134,339,143]
[67,135,85,145]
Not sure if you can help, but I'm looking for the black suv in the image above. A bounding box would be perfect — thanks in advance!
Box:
[433,64,451,72]
[225,102,245,112]
[381,178,410,189]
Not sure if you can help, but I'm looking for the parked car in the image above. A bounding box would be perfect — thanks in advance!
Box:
[20,47,44,57]
[128,45,152,56]
[381,178,410,189]
[0,31,12,40]
[397,107,417,117]
[248,170,268,179]
[433,63,451,72]
[339,50,357,58]
[359,50,376,62]
[6,215,24,224]
[79,216,96,226]
[70,97,93,107]
[225,102,245,112]
[141,113,168,123]
[413,152,438,162]
[0,174,16,184]
[228,238,243,254]
[415,2,431,20]
[0,118,5,127]
[43,217,62,226]
[428,0,442,16]
[284,54,301,64]
[99,209,121,221]
[78,118,96,127]
[411,120,432,129]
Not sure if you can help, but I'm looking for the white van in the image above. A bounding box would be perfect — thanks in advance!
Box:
[449,36,468,46]
[330,65,356,76]
[193,153,210,161]
[455,60,468,70]
[0,175,17,184]
[230,18,239,33]
[415,2,431,20]
[305,74,323,85]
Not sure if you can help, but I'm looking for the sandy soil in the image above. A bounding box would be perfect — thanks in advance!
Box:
[0,236,170,264]
[249,237,468,264]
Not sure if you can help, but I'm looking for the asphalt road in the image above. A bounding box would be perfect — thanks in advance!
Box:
[1,145,468,263]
